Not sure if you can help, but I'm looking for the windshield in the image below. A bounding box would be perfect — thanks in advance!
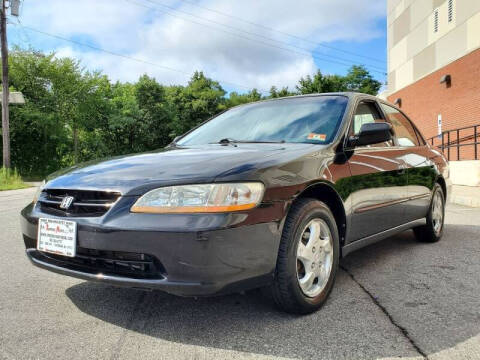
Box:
[177,95,348,145]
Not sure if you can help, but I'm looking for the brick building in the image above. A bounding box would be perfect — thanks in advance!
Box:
[383,0,480,163]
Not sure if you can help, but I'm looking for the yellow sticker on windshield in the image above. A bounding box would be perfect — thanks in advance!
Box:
[307,133,327,141]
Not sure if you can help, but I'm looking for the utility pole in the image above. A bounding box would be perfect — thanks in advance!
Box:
[0,0,10,168]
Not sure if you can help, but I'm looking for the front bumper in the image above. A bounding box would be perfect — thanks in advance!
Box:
[21,199,285,296]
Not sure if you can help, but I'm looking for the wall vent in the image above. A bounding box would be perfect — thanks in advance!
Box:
[448,0,454,23]
[434,9,439,33]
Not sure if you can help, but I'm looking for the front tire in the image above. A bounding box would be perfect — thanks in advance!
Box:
[270,198,339,314]
[414,183,445,243]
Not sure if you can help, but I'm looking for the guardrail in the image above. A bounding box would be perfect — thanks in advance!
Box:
[428,124,480,161]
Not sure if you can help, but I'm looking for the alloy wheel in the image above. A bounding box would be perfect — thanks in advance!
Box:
[296,218,333,298]
[432,190,444,235]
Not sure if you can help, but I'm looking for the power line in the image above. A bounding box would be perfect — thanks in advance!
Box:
[8,16,33,46]
[171,0,387,65]
[135,0,386,73]
[12,23,270,92]
[127,0,386,75]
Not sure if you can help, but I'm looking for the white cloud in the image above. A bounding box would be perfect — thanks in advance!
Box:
[15,0,386,92]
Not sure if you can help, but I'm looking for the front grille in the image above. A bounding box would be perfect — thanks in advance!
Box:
[38,189,121,217]
[42,248,166,279]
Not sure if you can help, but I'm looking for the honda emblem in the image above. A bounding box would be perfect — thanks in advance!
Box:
[59,196,75,210]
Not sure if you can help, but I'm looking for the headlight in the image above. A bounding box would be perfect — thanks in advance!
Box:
[33,180,46,204]
[131,182,265,213]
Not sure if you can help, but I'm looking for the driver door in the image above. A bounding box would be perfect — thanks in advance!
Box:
[346,100,409,242]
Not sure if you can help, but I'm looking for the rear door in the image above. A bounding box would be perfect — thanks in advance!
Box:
[346,100,409,242]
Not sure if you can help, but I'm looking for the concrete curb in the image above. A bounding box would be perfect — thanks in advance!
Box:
[449,195,480,207]
[449,185,480,207]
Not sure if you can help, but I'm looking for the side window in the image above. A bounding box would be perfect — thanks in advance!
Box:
[351,102,394,147]
[381,104,420,147]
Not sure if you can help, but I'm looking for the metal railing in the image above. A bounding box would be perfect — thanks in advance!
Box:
[428,124,480,161]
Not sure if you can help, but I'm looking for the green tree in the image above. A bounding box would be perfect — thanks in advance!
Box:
[45,56,109,164]
[296,66,382,95]
[73,72,113,162]
[343,65,382,95]
[225,88,263,107]
[167,71,225,137]
[296,70,345,94]
[135,75,172,149]
[8,49,66,176]
[7,49,113,175]
[102,81,141,155]
[268,86,294,98]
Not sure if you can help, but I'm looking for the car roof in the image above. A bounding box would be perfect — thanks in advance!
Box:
[224,92,403,118]
[272,92,379,101]
[230,92,384,108]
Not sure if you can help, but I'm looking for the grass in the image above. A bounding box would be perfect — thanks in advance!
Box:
[0,168,31,191]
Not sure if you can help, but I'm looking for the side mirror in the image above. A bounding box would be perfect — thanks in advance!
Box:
[349,122,392,147]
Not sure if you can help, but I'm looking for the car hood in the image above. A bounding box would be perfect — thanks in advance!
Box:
[45,143,318,195]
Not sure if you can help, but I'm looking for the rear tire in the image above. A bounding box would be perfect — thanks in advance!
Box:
[270,198,339,314]
[413,183,445,243]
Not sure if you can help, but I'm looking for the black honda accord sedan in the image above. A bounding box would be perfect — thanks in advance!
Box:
[21,92,451,314]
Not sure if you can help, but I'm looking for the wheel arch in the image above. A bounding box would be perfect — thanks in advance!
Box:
[436,176,447,199]
[292,182,347,247]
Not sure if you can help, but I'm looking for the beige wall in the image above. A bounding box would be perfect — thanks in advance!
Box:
[387,0,480,94]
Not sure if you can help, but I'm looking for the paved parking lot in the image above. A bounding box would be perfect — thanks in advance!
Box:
[1,187,479,360]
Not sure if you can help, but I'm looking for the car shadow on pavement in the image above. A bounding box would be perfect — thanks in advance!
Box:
[65,274,420,360]
[65,225,480,359]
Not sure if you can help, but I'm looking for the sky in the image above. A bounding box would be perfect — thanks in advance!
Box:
[8,0,388,94]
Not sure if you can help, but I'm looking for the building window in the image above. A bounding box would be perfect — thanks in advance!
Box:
[448,0,454,23]
[434,9,439,32]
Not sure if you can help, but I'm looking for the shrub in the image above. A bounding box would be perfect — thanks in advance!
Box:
[0,168,30,191]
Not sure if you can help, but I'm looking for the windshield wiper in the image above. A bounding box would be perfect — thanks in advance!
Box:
[238,140,286,144]
[218,138,238,145]
[216,138,285,144]
[207,138,239,146]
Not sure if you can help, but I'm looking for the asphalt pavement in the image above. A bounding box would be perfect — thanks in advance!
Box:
[1,187,479,360]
